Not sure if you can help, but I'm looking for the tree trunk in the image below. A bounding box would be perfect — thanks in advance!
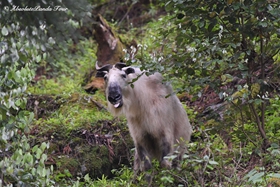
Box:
[84,14,125,93]
[94,14,125,66]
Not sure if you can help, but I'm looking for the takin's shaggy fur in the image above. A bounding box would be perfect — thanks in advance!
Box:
[96,62,192,173]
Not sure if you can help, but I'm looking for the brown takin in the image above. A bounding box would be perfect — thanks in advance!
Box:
[96,62,192,173]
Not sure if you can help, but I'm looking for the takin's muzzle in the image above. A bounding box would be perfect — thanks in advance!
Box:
[107,82,123,108]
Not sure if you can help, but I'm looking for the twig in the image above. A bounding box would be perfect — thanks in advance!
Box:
[91,99,107,111]
[118,2,135,26]
[166,170,189,186]
[249,103,268,149]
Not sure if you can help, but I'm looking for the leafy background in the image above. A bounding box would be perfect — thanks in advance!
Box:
[1,0,280,186]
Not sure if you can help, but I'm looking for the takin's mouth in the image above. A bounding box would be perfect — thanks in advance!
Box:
[110,100,123,108]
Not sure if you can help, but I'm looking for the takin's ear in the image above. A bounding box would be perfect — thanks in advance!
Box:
[95,71,107,78]
[95,63,112,77]
[124,67,135,75]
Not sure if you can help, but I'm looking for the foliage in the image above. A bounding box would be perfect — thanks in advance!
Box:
[243,143,280,186]
[0,140,54,186]
[136,0,280,148]
[1,0,91,45]
[0,18,55,186]
[0,0,92,185]
[265,96,280,140]
[160,1,280,184]
[1,0,93,77]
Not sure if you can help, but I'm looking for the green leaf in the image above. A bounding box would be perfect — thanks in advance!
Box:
[28,112,34,124]
[36,148,43,159]
[42,168,47,177]
[244,0,252,6]
[186,67,195,75]
[6,166,14,175]
[191,25,197,32]
[1,26,9,36]
[248,171,265,183]
[269,173,280,179]
[7,71,14,79]
[238,63,248,70]
[208,20,217,32]
[41,153,48,163]
[32,145,39,153]
[84,174,90,182]
[37,165,44,176]
[32,168,36,175]
[43,52,47,60]
[209,160,219,165]
[15,98,24,108]
[198,20,205,28]
[40,142,48,151]
[269,8,280,17]
[24,152,34,165]
[36,55,41,62]
[259,21,267,28]
[21,173,33,181]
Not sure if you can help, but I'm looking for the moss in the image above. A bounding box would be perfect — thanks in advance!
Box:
[28,76,82,96]
[77,144,112,178]
[46,141,57,152]
[26,94,65,120]
[55,156,80,176]
[31,91,113,136]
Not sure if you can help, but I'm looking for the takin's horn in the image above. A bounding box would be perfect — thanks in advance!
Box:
[114,62,127,70]
[95,61,112,72]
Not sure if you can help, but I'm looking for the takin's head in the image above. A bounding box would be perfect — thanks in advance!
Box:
[95,62,137,110]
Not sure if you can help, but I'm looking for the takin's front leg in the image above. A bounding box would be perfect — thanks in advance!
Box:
[133,145,152,173]
[160,137,172,168]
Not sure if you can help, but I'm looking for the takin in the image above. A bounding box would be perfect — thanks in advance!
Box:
[96,62,192,173]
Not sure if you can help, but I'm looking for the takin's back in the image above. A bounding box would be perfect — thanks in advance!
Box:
[123,71,192,145]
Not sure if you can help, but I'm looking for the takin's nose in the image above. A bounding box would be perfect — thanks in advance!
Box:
[108,83,122,104]
[108,93,122,103]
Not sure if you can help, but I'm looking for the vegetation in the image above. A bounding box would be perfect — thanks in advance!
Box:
[1,0,280,186]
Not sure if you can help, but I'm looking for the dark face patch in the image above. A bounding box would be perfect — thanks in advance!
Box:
[98,64,136,109]
[107,82,123,108]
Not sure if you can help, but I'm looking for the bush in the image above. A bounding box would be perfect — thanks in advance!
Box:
[0,17,56,186]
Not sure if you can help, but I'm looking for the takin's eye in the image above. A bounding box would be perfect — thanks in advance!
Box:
[104,75,108,81]
[121,74,127,79]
